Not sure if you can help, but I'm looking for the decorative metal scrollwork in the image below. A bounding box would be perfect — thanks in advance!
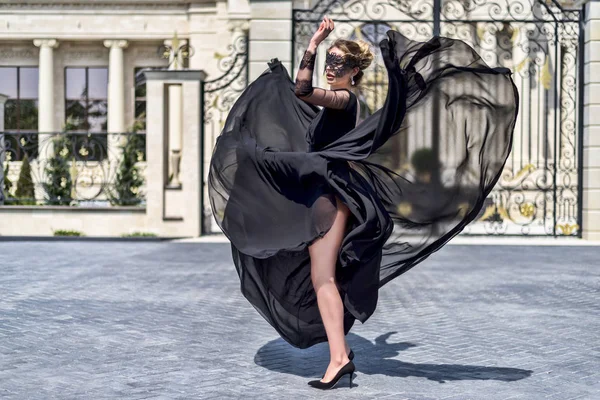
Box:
[1,132,146,207]
[202,28,249,233]
[203,32,249,139]
[157,31,195,69]
[293,0,582,236]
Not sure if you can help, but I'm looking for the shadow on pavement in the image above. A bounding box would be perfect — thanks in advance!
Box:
[254,331,533,384]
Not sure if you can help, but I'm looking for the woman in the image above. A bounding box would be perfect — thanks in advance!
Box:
[208,16,518,390]
[292,17,371,388]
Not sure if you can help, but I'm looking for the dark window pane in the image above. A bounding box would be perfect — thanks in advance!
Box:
[135,74,146,98]
[135,100,146,118]
[137,134,147,161]
[134,100,146,131]
[135,83,146,98]
[0,67,17,98]
[88,68,108,99]
[134,67,145,97]
[18,100,38,130]
[3,99,18,130]
[66,68,86,99]
[65,100,88,131]
[134,67,157,98]
[88,100,107,133]
[19,68,39,99]
[134,66,164,98]
[135,100,146,115]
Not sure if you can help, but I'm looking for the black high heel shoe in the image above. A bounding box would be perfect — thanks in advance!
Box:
[308,360,355,390]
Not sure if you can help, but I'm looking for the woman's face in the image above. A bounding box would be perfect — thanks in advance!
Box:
[325,47,358,88]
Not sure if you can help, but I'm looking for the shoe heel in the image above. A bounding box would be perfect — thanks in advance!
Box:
[349,372,353,388]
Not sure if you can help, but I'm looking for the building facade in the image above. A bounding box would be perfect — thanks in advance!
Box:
[0,0,598,239]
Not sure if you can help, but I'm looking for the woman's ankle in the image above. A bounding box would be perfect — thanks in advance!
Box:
[330,353,350,365]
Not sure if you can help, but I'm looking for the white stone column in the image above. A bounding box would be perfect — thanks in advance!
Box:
[104,39,129,170]
[34,39,59,134]
[583,2,600,240]
[34,39,59,202]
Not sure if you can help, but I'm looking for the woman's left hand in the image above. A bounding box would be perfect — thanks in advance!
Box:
[310,16,334,47]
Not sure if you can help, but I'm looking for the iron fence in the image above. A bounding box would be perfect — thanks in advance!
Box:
[0,131,147,207]
[293,0,583,236]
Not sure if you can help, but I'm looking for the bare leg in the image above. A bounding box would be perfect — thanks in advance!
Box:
[308,195,352,382]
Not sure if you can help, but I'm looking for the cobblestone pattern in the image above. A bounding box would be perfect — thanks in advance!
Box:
[0,242,599,399]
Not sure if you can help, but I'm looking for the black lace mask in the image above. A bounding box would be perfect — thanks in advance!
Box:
[324,52,359,77]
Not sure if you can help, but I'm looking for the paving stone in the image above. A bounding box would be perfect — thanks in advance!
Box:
[0,242,598,399]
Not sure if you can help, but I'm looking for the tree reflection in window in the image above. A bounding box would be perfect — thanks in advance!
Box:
[133,66,162,162]
[0,66,39,161]
[64,67,108,161]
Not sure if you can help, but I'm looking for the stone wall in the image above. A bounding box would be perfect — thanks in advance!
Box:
[249,0,293,81]
[583,1,600,240]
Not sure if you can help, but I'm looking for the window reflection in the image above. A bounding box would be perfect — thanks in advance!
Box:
[0,67,17,98]
[65,67,108,161]
[19,68,39,98]
[88,68,108,98]
[65,67,86,99]
[133,66,160,162]
[0,66,39,161]
[133,66,159,133]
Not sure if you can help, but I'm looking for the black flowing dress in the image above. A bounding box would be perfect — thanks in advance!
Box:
[208,31,519,349]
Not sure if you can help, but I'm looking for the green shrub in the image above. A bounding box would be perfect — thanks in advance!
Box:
[14,153,36,205]
[110,125,145,206]
[121,231,157,238]
[43,135,73,206]
[2,159,12,201]
[53,229,84,237]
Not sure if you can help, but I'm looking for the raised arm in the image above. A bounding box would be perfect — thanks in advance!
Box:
[293,18,351,110]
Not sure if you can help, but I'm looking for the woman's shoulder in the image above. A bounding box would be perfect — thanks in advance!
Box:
[332,88,357,112]
[332,87,356,96]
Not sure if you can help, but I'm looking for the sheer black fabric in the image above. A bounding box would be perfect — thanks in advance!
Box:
[208,30,519,349]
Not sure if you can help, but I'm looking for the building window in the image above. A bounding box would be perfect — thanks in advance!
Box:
[133,66,162,162]
[134,66,156,133]
[0,66,39,161]
[64,67,108,161]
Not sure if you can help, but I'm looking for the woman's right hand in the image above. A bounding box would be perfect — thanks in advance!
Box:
[310,16,334,47]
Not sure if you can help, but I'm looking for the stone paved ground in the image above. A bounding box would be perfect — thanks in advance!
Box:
[0,241,599,399]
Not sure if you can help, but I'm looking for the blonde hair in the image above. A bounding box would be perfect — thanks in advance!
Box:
[327,38,374,85]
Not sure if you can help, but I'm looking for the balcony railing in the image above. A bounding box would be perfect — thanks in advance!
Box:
[0,131,147,207]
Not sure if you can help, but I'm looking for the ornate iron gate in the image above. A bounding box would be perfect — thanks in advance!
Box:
[201,30,249,234]
[293,0,583,236]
